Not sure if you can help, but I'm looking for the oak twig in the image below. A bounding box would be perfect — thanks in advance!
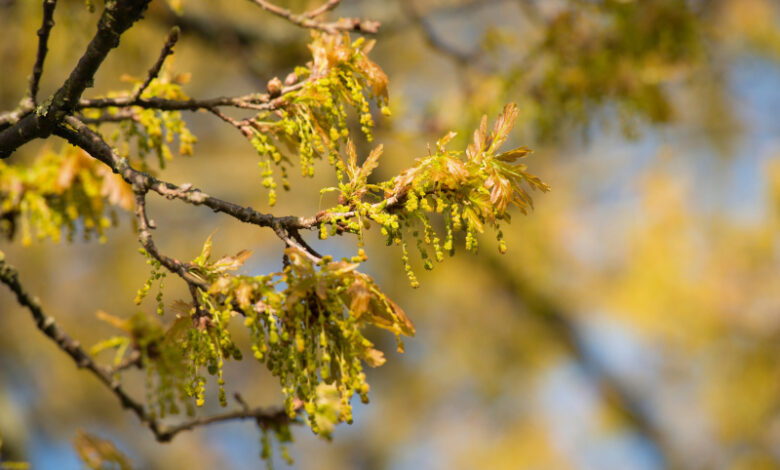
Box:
[79,82,304,111]
[0,256,297,443]
[28,0,58,105]
[109,349,142,374]
[247,0,379,34]
[54,116,302,228]
[0,103,35,132]
[133,26,180,101]
[0,257,161,436]
[306,0,340,19]
[156,405,297,442]
[133,190,209,289]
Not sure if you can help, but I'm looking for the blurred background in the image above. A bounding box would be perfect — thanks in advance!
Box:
[2,0,780,469]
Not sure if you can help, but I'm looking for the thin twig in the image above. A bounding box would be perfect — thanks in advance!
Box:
[134,190,209,289]
[156,405,297,441]
[109,349,142,374]
[146,4,297,83]
[133,26,180,101]
[80,94,266,110]
[208,107,254,137]
[79,82,304,111]
[306,0,339,19]
[247,0,379,34]
[273,224,322,263]
[0,257,162,436]
[135,190,253,317]
[289,228,323,259]
[28,0,58,105]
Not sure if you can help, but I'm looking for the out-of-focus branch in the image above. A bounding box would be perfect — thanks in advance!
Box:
[399,0,479,67]
[27,0,58,105]
[149,3,273,48]
[0,256,298,443]
[108,349,142,374]
[145,2,306,81]
[482,252,680,469]
[0,103,34,132]
[516,0,543,23]
[247,0,379,34]
[306,0,340,19]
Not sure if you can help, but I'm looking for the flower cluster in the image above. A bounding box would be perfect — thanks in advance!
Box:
[83,70,197,170]
[0,145,133,244]
[249,33,389,206]
[321,103,550,286]
[122,234,414,440]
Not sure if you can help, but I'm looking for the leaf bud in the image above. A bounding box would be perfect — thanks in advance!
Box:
[284,72,298,86]
[267,77,283,98]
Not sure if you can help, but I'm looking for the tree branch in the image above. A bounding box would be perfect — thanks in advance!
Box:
[273,224,323,263]
[133,190,210,289]
[78,80,304,111]
[0,0,152,158]
[0,255,297,443]
[306,0,340,19]
[53,116,313,232]
[0,103,34,132]
[0,255,161,436]
[77,109,138,124]
[27,0,58,105]
[482,252,679,469]
[50,115,418,267]
[52,116,347,272]
[155,405,296,442]
[133,26,180,101]
[108,349,142,374]
[399,0,479,67]
[247,0,379,34]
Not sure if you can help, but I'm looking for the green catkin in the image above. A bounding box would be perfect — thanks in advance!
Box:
[260,429,272,467]
[497,229,507,254]
[401,238,419,288]
[444,216,455,254]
